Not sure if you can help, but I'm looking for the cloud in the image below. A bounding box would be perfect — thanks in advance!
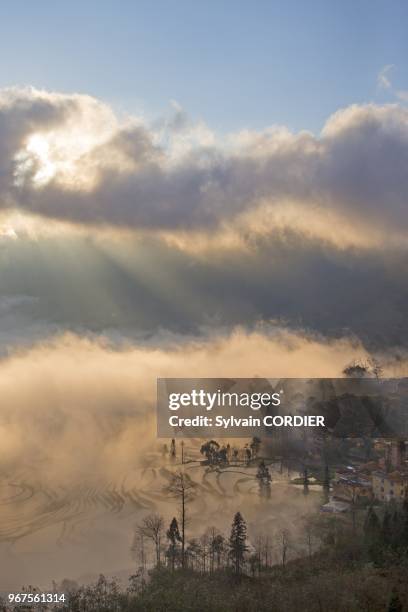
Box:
[0,88,406,353]
[0,329,406,480]
[0,329,381,477]
[0,88,405,236]
[377,64,394,90]
[0,227,406,351]
[377,64,408,104]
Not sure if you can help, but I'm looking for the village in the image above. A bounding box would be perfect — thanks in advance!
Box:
[323,439,408,513]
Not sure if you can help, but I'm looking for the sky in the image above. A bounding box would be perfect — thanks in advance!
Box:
[0,2,408,587]
[0,0,407,132]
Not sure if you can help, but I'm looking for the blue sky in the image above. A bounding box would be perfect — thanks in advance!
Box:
[1,0,407,133]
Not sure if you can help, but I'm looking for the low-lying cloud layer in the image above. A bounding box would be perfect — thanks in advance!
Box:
[2,329,403,482]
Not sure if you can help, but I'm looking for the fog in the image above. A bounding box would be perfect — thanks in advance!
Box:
[0,331,406,589]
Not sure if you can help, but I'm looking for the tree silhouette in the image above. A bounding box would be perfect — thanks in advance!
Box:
[166,470,196,568]
[228,512,248,575]
[212,533,225,571]
[256,461,272,499]
[166,517,181,571]
[302,467,309,496]
[170,438,176,462]
[250,437,261,458]
[137,513,164,567]
[200,440,220,465]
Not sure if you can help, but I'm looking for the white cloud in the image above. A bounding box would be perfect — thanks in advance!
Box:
[377,64,394,90]
[377,65,408,104]
[0,88,407,238]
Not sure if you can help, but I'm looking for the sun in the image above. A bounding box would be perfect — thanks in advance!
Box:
[25,133,57,185]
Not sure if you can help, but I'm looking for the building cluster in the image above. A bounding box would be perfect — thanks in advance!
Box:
[330,440,408,508]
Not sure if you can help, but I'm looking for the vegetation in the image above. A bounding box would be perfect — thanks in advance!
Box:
[51,500,408,611]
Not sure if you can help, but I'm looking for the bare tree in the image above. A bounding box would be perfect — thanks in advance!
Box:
[263,534,272,568]
[304,522,319,559]
[200,532,210,573]
[137,513,164,567]
[166,470,196,568]
[207,527,224,573]
[131,531,147,579]
[185,538,201,571]
[277,528,290,566]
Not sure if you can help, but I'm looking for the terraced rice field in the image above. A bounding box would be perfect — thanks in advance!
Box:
[0,445,317,590]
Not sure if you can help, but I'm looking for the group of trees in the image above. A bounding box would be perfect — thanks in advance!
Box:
[200,437,262,467]
[134,506,307,580]
[135,508,249,576]
[364,497,408,564]
[163,436,263,468]
[133,463,277,580]
[44,497,408,611]
[343,358,384,380]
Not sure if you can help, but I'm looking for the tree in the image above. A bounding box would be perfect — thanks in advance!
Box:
[342,358,383,380]
[368,357,384,380]
[253,534,272,573]
[228,512,248,575]
[303,467,309,496]
[250,437,261,458]
[137,513,164,567]
[200,440,220,465]
[249,553,258,577]
[166,517,181,571]
[212,533,225,571]
[206,527,224,572]
[199,532,210,572]
[170,438,176,461]
[278,529,290,566]
[218,445,228,465]
[322,463,330,503]
[131,531,147,578]
[245,446,251,466]
[323,463,330,489]
[256,461,272,499]
[166,470,196,568]
[185,538,202,571]
[343,361,370,378]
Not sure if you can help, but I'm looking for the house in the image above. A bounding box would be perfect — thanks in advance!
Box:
[372,471,408,502]
[332,467,373,503]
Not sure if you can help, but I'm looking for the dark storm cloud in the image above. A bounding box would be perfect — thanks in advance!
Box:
[0,230,406,350]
